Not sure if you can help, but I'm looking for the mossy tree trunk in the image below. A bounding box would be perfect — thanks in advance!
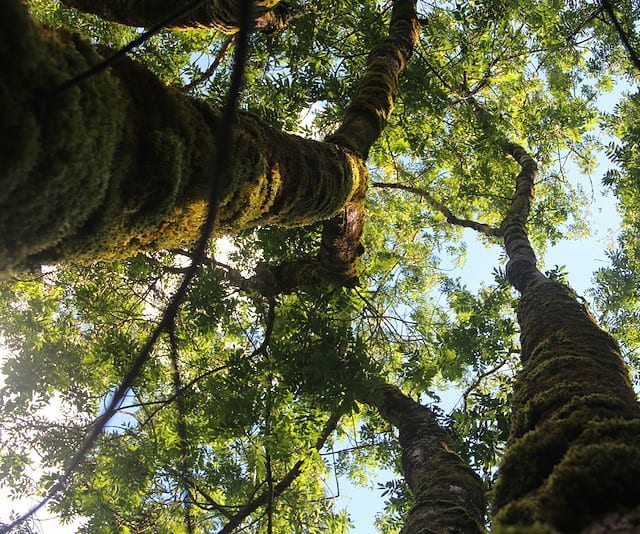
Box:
[0,0,367,275]
[493,278,640,532]
[367,383,487,534]
[492,145,640,533]
[59,0,291,34]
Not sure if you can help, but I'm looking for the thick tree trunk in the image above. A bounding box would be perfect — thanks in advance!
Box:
[0,1,366,275]
[60,0,290,34]
[368,384,486,533]
[492,278,640,532]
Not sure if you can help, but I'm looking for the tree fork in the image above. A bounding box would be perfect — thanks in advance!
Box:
[314,0,419,290]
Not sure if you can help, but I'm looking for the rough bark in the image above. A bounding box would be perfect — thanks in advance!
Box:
[368,383,486,534]
[221,0,420,293]
[0,1,366,275]
[315,0,419,288]
[325,0,419,159]
[492,279,640,532]
[60,0,290,34]
[491,145,640,532]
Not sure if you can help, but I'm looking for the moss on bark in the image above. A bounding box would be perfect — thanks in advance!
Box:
[1,1,366,274]
[60,0,282,34]
[370,383,487,533]
[492,279,640,532]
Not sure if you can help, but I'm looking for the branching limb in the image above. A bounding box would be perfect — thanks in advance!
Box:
[373,181,501,237]
[217,411,342,533]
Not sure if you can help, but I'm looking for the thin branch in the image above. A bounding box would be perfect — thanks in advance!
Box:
[601,0,640,73]
[457,356,513,412]
[372,181,501,236]
[217,411,342,534]
[169,329,194,534]
[184,35,235,92]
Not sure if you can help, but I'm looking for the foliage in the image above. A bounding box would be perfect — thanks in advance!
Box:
[2,0,640,531]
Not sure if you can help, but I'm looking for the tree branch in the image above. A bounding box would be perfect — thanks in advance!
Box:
[61,0,289,35]
[184,35,235,92]
[373,181,501,236]
[601,0,640,73]
[216,411,342,533]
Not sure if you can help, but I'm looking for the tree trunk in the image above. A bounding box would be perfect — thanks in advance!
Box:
[60,0,289,34]
[492,278,640,532]
[0,0,366,274]
[492,145,640,532]
[368,383,486,533]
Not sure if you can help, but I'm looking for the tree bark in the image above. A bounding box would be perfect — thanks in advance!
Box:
[492,145,640,532]
[493,278,640,532]
[0,0,367,275]
[367,383,486,534]
[60,0,290,34]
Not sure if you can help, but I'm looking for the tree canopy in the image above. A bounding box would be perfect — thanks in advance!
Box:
[1,0,640,532]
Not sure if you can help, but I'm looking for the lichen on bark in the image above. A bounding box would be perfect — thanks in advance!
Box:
[369,383,487,534]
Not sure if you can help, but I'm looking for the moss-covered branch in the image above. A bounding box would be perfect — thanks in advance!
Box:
[325,0,419,159]
[60,0,291,34]
[0,1,367,275]
[365,383,486,534]
[304,0,419,293]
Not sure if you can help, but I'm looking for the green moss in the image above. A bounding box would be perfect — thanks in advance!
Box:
[1,4,126,273]
[1,2,367,274]
[493,279,640,532]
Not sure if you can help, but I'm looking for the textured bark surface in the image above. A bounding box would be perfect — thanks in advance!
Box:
[492,279,640,532]
[491,142,640,531]
[315,0,419,289]
[60,0,288,34]
[0,1,366,274]
[325,0,419,159]
[370,384,486,534]
[500,143,547,292]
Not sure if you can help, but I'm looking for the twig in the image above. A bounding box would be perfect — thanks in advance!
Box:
[47,0,209,101]
[216,411,342,533]
[184,35,235,92]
